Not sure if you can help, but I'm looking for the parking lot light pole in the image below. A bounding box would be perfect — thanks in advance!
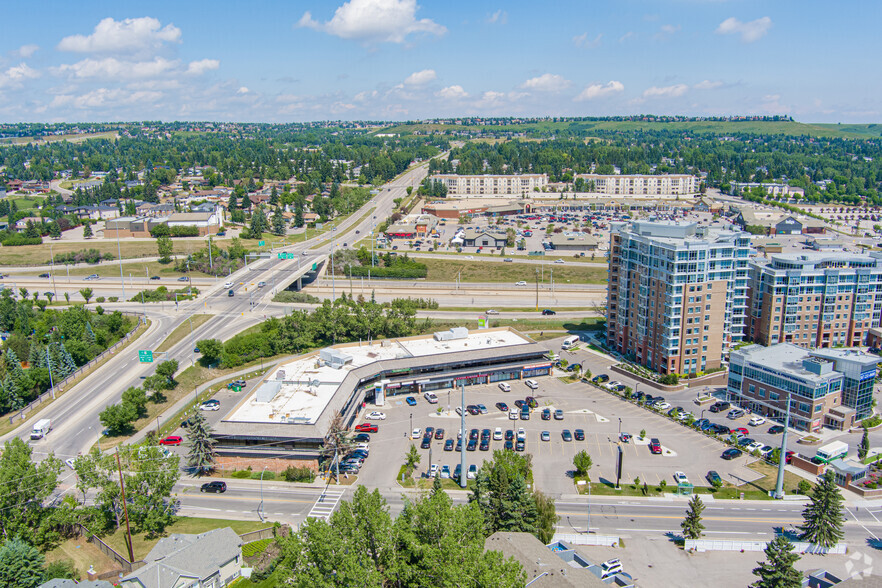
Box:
[459,382,467,489]
[618,418,622,437]
[409,413,413,434]
[773,393,793,499]
[258,466,268,522]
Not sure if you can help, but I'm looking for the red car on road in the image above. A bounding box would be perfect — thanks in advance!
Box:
[354,423,378,433]
[159,436,182,446]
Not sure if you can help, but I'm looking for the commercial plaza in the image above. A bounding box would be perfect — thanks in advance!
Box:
[211,327,551,464]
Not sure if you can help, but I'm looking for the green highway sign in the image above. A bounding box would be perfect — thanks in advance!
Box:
[258,240,265,247]
[138,350,153,363]
[277,253,295,259]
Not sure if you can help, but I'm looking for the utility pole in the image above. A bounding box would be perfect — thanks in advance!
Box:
[208,234,213,273]
[116,452,135,562]
[459,382,467,489]
[535,269,539,311]
[116,224,126,300]
[774,393,792,499]
[45,343,55,399]
[49,241,57,301]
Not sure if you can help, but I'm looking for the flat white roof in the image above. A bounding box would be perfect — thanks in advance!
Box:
[225,328,532,425]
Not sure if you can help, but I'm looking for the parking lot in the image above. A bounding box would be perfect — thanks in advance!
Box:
[350,369,766,496]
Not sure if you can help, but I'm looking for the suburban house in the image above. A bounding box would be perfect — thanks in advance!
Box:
[15,216,44,231]
[119,527,243,588]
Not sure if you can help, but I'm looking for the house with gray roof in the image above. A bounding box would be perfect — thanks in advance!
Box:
[119,527,243,588]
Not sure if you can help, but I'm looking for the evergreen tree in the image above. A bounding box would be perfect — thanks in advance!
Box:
[249,206,268,237]
[59,343,77,377]
[82,221,93,239]
[294,201,304,227]
[85,322,96,345]
[0,538,46,588]
[270,185,279,206]
[185,411,217,476]
[49,221,61,239]
[497,475,538,533]
[752,536,802,588]
[681,495,705,540]
[28,341,44,368]
[799,470,845,548]
[859,426,870,460]
[4,349,25,388]
[272,207,286,236]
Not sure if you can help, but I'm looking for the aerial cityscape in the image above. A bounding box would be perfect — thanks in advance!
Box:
[1,1,881,587]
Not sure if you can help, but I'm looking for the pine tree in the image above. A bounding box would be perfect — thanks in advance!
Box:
[497,475,538,534]
[270,185,278,206]
[249,206,268,236]
[85,322,96,345]
[681,495,705,539]
[272,207,286,236]
[59,343,77,377]
[28,341,44,368]
[82,221,93,239]
[294,201,304,227]
[859,426,870,460]
[4,349,25,386]
[0,537,46,588]
[799,470,845,548]
[752,536,802,588]
[186,411,217,476]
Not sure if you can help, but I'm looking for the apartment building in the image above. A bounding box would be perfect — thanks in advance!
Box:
[746,253,882,349]
[606,221,752,375]
[728,343,879,430]
[432,174,547,197]
[576,174,697,197]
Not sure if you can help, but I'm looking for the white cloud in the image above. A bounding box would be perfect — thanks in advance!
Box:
[618,31,635,43]
[237,86,250,94]
[298,0,446,44]
[16,44,39,58]
[57,57,178,79]
[574,80,623,101]
[58,17,182,53]
[0,63,40,88]
[186,59,220,75]
[404,69,436,85]
[521,73,571,93]
[354,89,379,101]
[694,80,723,91]
[716,16,772,43]
[759,93,789,115]
[437,85,468,99]
[487,10,507,25]
[642,84,689,98]
[654,24,680,40]
[572,32,602,48]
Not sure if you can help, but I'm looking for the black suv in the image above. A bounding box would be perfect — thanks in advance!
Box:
[200,481,227,493]
[709,401,731,413]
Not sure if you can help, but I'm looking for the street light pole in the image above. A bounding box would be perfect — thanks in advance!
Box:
[459,382,467,489]
[116,222,126,300]
[258,466,268,521]
[49,242,57,301]
[774,393,792,499]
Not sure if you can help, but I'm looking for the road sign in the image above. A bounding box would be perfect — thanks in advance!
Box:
[277,252,294,259]
[138,350,153,363]
[258,240,265,247]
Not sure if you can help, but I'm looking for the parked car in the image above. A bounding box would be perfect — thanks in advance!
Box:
[525,396,538,408]
[434,428,445,440]
[619,432,632,443]
[354,423,378,433]
[732,427,749,437]
[541,408,551,420]
[515,439,526,452]
[524,380,539,390]
[727,408,746,420]
[159,436,182,446]
[592,374,610,384]
[493,427,503,440]
[649,438,662,454]
[440,465,451,479]
[201,481,227,493]
[541,431,550,442]
[467,464,477,479]
[706,471,722,486]
[476,404,488,414]
[721,448,743,460]
[748,416,766,426]
[353,433,371,443]
[554,409,564,420]
[411,428,422,439]
[561,429,573,442]
[421,436,431,449]
[673,471,689,485]
[498,382,511,392]
[496,402,509,412]
[444,439,454,451]
[709,402,730,413]
[200,399,220,411]
[365,411,386,420]
[768,425,785,434]
[405,396,417,406]
[574,429,585,441]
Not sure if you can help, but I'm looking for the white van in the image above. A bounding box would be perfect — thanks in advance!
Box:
[561,335,580,350]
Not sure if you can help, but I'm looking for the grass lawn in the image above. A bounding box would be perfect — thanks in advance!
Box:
[428,317,604,334]
[236,567,288,587]
[61,261,213,279]
[419,257,607,284]
[46,535,120,578]
[155,314,213,352]
[103,517,272,561]
[0,239,202,266]
[744,460,811,495]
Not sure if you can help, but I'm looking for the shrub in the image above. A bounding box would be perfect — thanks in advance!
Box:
[251,471,275,480]
[272,291,321,304]
[242,538,273,557]
[862,415,882,428]
[797,480,812,495]
[231,470,252,479]
[659,374,679,385]
[108,296,118,302]
[283,465,316,483]
[0,233,42,246]
[96,296,106,303]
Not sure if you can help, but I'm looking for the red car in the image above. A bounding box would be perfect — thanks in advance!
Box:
[733,427,749,437]
[354,423,378,433]
[785,450,796,464]
[159,436,182,446]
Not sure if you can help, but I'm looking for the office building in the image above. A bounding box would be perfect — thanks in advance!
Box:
[575,174,697,197]
[432,174,548,197]
[728,343,879,431]
[606,220,752,375]
[746,253,882,349]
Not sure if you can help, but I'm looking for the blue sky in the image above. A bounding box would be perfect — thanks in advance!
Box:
[0,0,879,123]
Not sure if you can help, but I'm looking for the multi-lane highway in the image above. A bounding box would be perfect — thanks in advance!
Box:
[4,160,434,461]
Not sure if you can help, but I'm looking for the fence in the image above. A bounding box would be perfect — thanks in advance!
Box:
[552,533,620,547]
[240,524,290,544]
[7,312,146,424]
[685,538,846,555]
[73,523,146,575]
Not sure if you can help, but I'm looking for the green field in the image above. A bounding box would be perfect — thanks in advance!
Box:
[420,257,607,284]
[0,131,118,145]
[379,120,881,140]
